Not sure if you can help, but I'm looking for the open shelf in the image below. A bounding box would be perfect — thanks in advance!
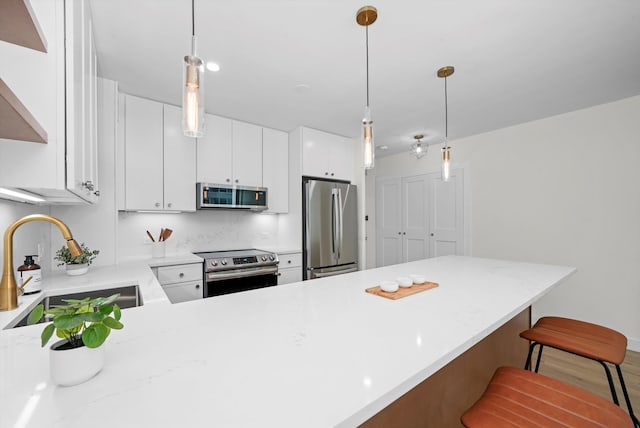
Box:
[0,79,47,144]
[0,0,47,52]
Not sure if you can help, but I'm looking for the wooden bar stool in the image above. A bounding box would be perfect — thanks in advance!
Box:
[461,366,633,427]
[520,316,639,427]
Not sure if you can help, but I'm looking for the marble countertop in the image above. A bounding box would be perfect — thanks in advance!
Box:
[0,256,575,428]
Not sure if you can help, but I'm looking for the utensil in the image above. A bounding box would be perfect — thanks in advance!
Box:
[159,228,165,242]
[146,230,155,242]
[161,228,173,242]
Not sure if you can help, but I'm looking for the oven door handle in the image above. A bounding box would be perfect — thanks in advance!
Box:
[206,266,278,281]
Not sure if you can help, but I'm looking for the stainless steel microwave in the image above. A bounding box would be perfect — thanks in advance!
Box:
[196,183,268,211]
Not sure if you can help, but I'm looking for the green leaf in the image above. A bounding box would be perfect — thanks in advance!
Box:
[41,323,55,347]
[103,317,123,330]
[113,304,121,321]
[53,314,84,330]
[27,304,44,325]
[78,312,105,323]
[99,304,113,316]
[98,294,120,307]
[82,324,109,348]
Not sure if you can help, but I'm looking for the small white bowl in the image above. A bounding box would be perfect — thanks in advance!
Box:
[380,280,399,293]
[409,274,426,284]
[396,276,413,287]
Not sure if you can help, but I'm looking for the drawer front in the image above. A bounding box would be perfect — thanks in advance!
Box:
[278,267,302,285]
[278,252,302,269]
[163,281,203,303]
[157,263,202,284]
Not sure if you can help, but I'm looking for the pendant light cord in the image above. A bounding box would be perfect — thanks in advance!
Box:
[365,24,370,108]
[191,0,195,37]
[444,75,448,144]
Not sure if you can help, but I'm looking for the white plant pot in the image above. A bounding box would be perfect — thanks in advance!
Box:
[49,340,104,386]
[65,263,89,276]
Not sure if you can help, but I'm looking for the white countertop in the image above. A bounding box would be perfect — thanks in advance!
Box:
[0,256,575,428]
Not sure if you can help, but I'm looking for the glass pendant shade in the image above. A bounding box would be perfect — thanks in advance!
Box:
[442,145,451,182]
[363,106,374,169]
[182,36,205,138]
[411,135,427,159]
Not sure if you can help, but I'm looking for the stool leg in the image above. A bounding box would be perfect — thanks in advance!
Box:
[524,342,537,370]
[615,364,640,428]
[534,344,545,373]
[598,361,620,406]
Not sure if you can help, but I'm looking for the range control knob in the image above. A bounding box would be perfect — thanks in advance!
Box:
[268,254,275,261]
[210,260,218,267]
[221,259,228,266]
[261,255,267,261]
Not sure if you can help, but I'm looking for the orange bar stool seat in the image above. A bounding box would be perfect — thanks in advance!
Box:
[520,316,638,427]
[461,366,633,427]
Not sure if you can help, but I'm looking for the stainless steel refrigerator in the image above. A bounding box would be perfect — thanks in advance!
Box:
[303,178,358,280]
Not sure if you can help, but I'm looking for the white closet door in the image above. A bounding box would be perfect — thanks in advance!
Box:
[402,175,429,262]
[375,177,402,266]
[429,169,464,256]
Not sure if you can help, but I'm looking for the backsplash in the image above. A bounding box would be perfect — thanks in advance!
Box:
[117,209,289,261]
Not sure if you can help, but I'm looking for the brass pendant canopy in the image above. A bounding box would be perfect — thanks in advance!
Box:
[437,66,455,78]
[356,6,378,26]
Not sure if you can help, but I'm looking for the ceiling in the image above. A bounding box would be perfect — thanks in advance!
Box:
[89,0,640,158]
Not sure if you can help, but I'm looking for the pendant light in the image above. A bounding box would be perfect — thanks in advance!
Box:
[438,66,454,181]
[410,134,427,159]
[182,0,205,138]
[356,6,377,170]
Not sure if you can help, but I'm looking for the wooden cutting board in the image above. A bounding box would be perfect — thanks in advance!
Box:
[365,281,439,300]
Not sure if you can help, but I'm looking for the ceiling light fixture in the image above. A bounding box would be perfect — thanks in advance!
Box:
[182,0,205,138]
[411,134,427,159]
[438,66,455,181]
[356,5,377,170]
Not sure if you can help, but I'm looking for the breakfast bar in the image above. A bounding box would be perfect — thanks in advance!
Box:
[0,256,575,427]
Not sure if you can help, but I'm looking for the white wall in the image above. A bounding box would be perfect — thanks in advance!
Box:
[367,95,640,349]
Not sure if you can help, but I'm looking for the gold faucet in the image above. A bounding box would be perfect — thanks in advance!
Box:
[1,214,82,311]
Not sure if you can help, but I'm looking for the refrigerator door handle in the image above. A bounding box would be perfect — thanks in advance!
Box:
[337,188,343,261]
[331,189,339,262]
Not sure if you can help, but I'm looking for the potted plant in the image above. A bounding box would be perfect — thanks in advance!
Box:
[54,242,99,276]
[27,294,123,386]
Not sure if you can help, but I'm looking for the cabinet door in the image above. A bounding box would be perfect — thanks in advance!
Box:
[65,0,98,203]
[196,113,232,184]
[163,105,196,211]
[124,95,164,210]
[402,175,429,262]
[232,121,263,185]
[163,281,203,303]
[301,128,332,179]
[262,128,288,213]
[330,135,354,182]
[278,268,302,285]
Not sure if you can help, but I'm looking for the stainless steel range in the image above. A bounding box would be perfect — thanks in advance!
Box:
[194,249,279,297]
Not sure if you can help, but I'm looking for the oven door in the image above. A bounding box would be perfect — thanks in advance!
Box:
[204,265,278,297]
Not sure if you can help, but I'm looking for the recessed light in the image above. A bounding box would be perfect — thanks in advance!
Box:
[206,62,220,72]
[294,84,311,93]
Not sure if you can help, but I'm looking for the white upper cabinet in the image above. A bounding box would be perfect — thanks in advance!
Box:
[0,0,99,204]
[300,127,354,182]
[122,95,196,212]
[196,114,233,184]
[262,127,288,213]
[163,104,196,211]
[196,117,263,187]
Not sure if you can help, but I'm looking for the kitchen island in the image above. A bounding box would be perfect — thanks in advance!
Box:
[0,256,574,427]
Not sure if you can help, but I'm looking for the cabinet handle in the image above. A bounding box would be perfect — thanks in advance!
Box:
[167,203,173,208]
[179,272,184,278]
[226,178,231,183]
[155,202,161,207]
[195,284,200,289]
[402,232,406,235]
[82,180,95,191]
[325,172,329,176]
[235,179,239,183]
[93,190,100,197]
[287,260,291,264]
[277,272,282,276]
[430,233,434,236]
[398,232,401,235]
[330,173,334,176]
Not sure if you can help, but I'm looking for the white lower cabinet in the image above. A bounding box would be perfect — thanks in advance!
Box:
[277,252,302,285]
[154,263,203,304]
